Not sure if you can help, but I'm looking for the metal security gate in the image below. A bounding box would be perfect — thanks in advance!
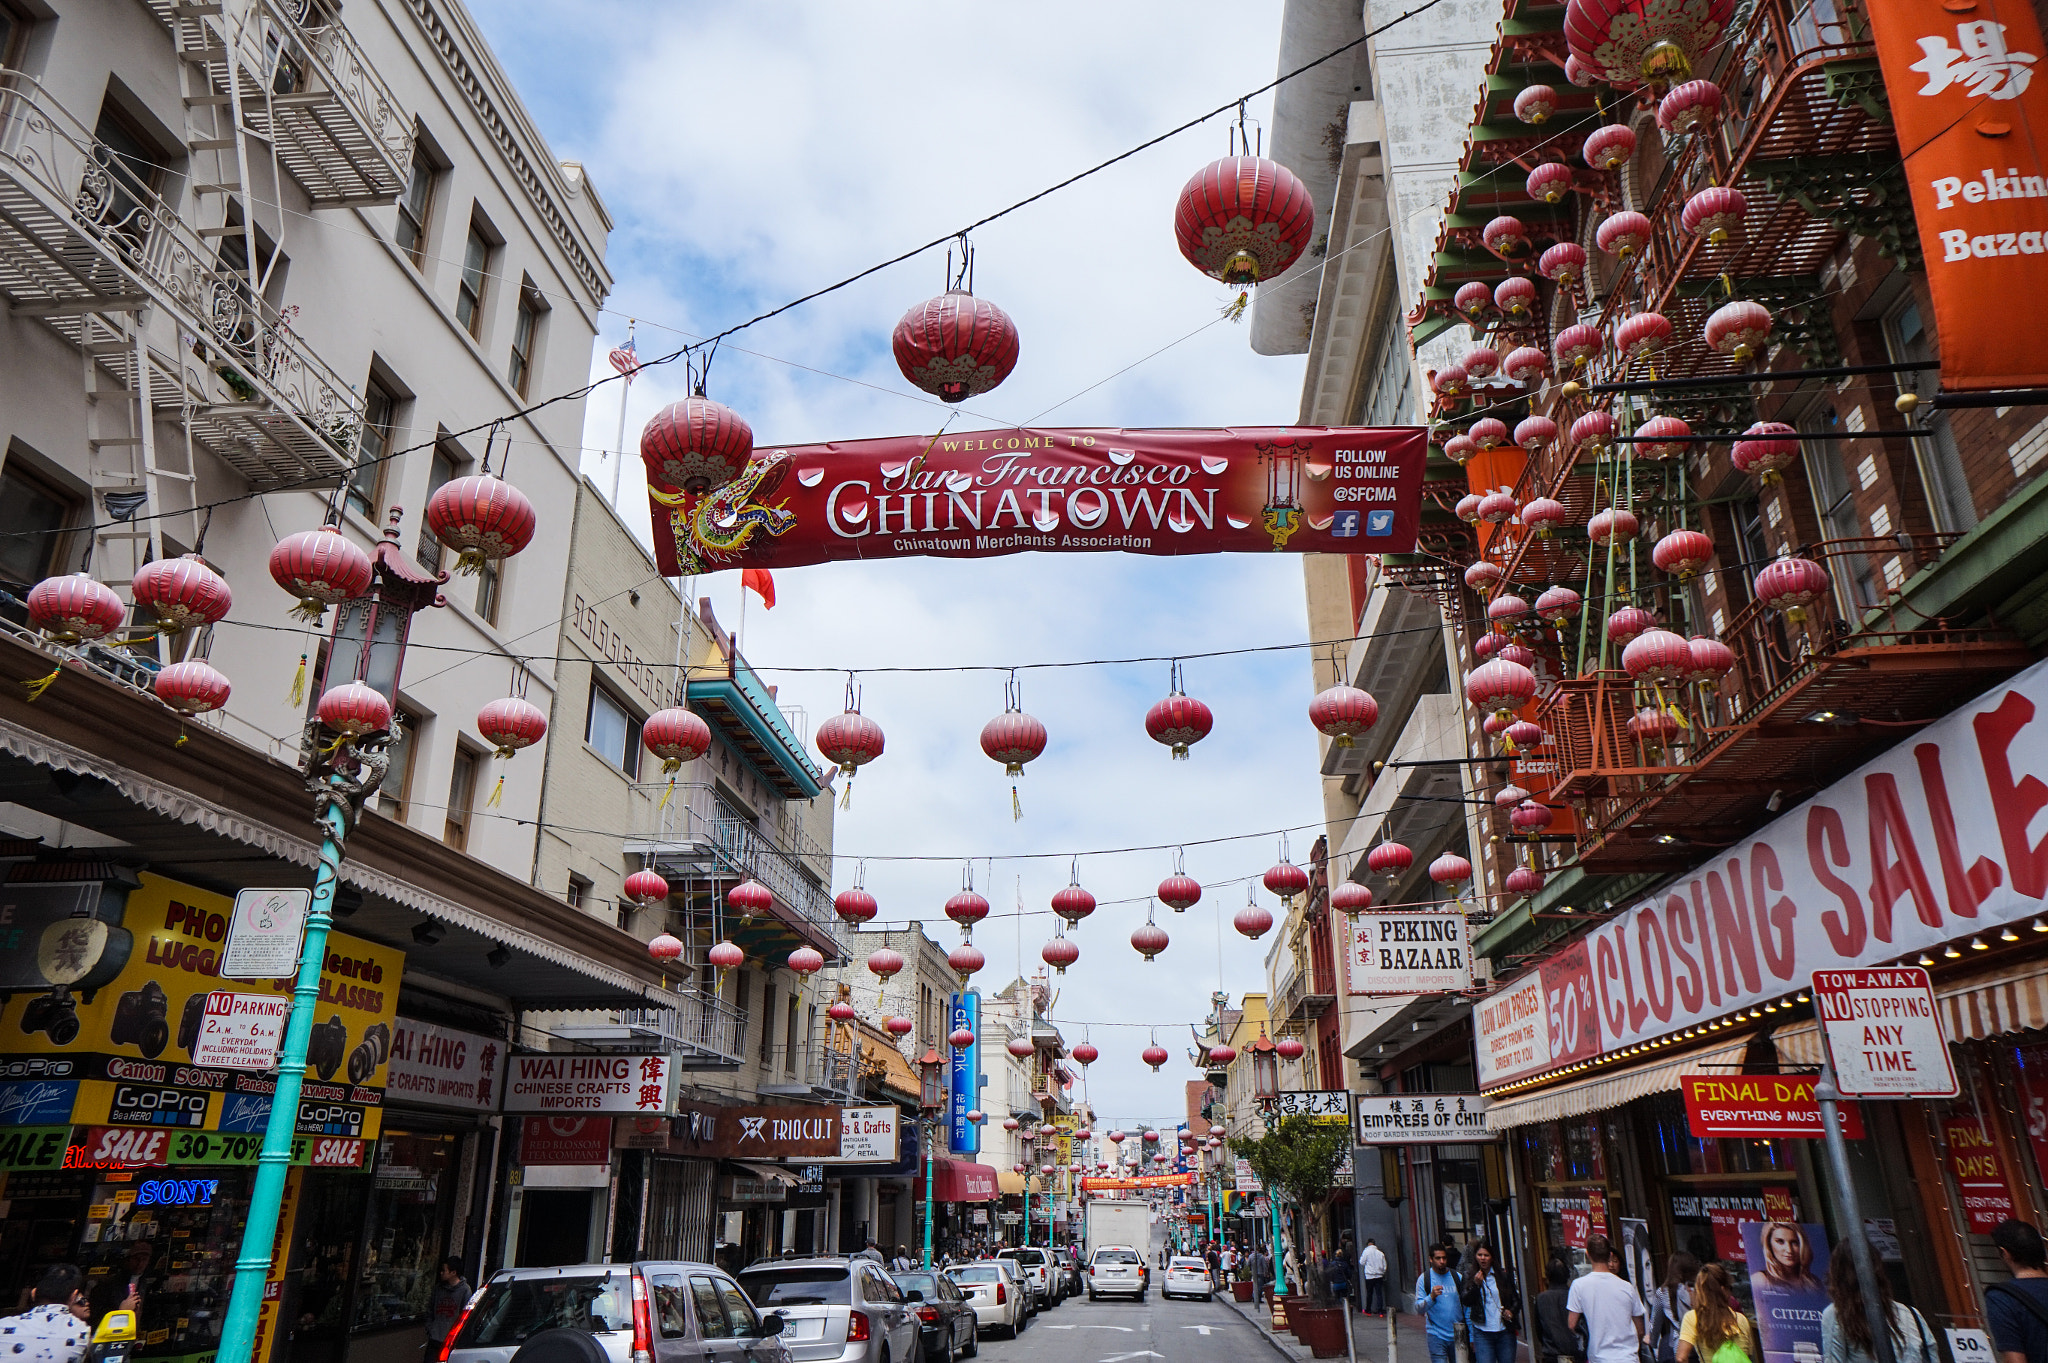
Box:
[645,1156,715,1262]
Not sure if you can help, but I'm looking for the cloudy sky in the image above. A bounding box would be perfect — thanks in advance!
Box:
[468,0,1330,1133]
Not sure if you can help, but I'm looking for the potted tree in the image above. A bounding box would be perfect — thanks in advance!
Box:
[1229,1115,1351,1358]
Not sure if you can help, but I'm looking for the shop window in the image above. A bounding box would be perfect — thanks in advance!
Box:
[353,1131,461,1332]
[585,681,641,777]
[444,744,479,850]
[1645,1091,1794,1176]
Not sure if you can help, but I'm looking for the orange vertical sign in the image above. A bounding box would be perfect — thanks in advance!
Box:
[1867,0,2048,389]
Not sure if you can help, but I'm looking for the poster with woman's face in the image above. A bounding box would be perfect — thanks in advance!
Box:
[1741,1222,1832,1363]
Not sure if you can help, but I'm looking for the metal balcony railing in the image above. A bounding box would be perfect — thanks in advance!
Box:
[553,985,746,1068]
[628,781,839,952]
[139,0,413,204]
[0,72,362,487]
[760,1039,858,1100]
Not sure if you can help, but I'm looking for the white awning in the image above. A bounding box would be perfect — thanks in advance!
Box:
[1775,958,2048,1065]
[732,1161,803,1186]
[1482,1038,1751,1130]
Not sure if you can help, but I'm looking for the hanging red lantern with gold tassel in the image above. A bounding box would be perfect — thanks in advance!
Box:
[1174,152,1316,319]
[979,672,1047,820]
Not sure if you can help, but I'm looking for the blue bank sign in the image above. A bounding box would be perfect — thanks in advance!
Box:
[948,991,979,1156]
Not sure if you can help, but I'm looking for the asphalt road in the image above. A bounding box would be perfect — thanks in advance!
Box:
[986,1287,1271,1363]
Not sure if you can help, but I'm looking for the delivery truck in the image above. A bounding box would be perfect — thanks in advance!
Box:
[1084,1198,1153,1260]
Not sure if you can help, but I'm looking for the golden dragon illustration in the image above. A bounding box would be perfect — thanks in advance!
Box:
[651,448,797,574]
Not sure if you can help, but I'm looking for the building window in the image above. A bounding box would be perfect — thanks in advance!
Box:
[0,4,31,67]
[444,745,479,850]
[761,981,776,1063]
[508,287,543,395]
[1801,404,1879,611]
[585,681,641,777]
[395,147,437,265]
[416,442,460,572]
[346,378,398,521]
[1359,304,1415,427]
[0,459,82,588]
[1886,297,1977,534]
[456,221,490,338]
[566,872,590,912]
[91,104,168,250]
[374,707,420,821]
[785,995,800,1074]
[475,555,501,626]
[736,970,751,1029]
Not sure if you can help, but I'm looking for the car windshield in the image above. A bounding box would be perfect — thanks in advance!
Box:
[1000,1249,1045,1265]
[735,1267,851,1307]
[1094,1250,1140,1265]
[949,1266,1003,1283]
[454,1274,631,1347]
[892,1274,940,1299]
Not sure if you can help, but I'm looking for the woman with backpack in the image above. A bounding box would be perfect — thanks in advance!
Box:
[1646,1253,1700,1363]
[1820,1240,1940,1363]
[1674,1264,1756,1363]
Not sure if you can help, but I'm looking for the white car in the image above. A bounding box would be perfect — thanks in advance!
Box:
[1086,1246,1147,1302]
[945,1261,1027,1339]
[1161,1257,1213,1302]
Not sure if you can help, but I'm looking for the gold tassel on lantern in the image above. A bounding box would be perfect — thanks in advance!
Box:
[839,778,854,811]
[288,653,307,706]
[1223,290,1250,322]
[22,667,61,702]
[1012,784,1023,822]
[487,775,504,808]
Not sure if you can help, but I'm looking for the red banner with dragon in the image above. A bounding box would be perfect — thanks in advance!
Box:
[641,424,1429,576]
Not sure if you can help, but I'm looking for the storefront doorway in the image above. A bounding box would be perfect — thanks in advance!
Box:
[518,1190,597,1267]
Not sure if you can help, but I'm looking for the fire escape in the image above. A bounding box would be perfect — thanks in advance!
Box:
[0,0,410,603]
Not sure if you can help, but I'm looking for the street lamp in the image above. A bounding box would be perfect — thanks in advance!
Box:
[1249,1025,1286,1302]
[919,1046,943,1270]
[219,506,458,1363]
[1018,1114,1039,1248]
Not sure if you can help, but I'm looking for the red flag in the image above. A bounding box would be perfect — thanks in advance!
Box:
[741,568,776,609]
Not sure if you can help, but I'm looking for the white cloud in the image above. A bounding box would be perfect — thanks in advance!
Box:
[469,0,1332,1129]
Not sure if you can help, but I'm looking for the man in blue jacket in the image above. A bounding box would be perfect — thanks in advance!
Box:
[1416,1243,1464,1363]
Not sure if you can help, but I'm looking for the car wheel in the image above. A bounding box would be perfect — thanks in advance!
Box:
[964,1323,978,1358]
[1087,1292,1097,1302]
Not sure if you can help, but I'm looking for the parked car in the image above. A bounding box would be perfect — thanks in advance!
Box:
[942,1262,1026,1340]
[888,1272,976,1363]
[1085,1246,1147,1302]
[442,1262,787,1363]
[1162,1257,1214,1302]
[993,1247,1061,1308]
[735,1258,918,1363]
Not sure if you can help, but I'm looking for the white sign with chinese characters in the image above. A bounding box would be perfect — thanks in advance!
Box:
[504,1053,673,1113]
[1352,1093,1493,1144]
[219,888,311,980]
[1273,1090,1352,1124]
[386,1019,507,1112]
[1344,913,1473,995]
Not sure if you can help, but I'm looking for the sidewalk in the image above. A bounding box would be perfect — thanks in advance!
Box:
[1216,1286,1436,1363]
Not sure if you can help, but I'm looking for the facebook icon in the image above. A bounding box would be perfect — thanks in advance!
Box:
[1366,509,1395,537]
[1331,510,1360,538]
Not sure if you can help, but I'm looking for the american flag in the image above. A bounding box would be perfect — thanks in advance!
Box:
[607,332,640,380]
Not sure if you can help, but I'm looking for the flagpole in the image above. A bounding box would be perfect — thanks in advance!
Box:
[608,320,635,507]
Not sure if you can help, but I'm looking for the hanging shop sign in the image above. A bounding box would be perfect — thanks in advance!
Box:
[506,1053,673,1114]
[385,1018,506,1112]
[663,1102,898,1160]
[1478,662,2048,1087]
[218,887,311,980]
[189,992,290,1070]
[1941,1114,2020,1232]
[520,1115,613,1165]
[828,1106,901,1163]
[1079,1172,1192,1189]
[1352,1093,1492,1143]
[948,991,980,1157]
[1233,1157,1260,1193]
[0,879,132,992]
[1815,967,1959,1098]
[0,873,402,1135]
[644,425,1429,576]
[1865,0,2048,390]
[1680,1074,1866,1139]
[1344,912,1473,994]
[1273,1090,1352,1125]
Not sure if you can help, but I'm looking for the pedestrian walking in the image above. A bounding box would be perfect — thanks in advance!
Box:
[1461,1242,1521,1363]
[0,1266,92,1363]
[1327,1243,1354,1312]
[1646,1253,1699,1363]
[1567,1235,1647,1363]
[1987,1219,2048,1363]
[1252,1244,1274,1305]
[426,1258,472,1353]
[1821,1238,1938,1363]
[1362,1238,1389,1316]
[1673,1263,1754,1363]
[1536,1258,1584,1363]
[1417,1244,1466,1363]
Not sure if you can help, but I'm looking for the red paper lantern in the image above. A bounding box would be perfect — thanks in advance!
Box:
[1470,417,1509,449]
[1681,185,1747,243]
[318,681,391,736]
[131,555,232,633]
[1464,346,1501,381]
[1706,299,1773,361]
[1275,1035,1306,1061]
[788,946,825,976]
[1174,156,1315,286]
[1455,493,1484,523]
[1658,79,1724,132]
[1688,636,1736,687]
[1505,864,1547,896]
[834,887,878,924]
[1506,719,1546,749]
[1502,347,1549,385]
[1433,365,1470,398]
[816,707,886,778]
[1482,215,1530,259]
[1587,506,1639,545]
[1556,324,1604,369]
[1466,561,1505,591]
[980,709,1047,776]
[887,1015,915,1037]
[1753,556,1831,623]
[949,941,986,979]
[867,947,906,980]
[1536,585,1583,623]
[1007,1035,1035,1058]
[1615,311,1674,358]
[1565,0,1735,85]
[1142,1045,1170,1072]
[1732,421,1799,483]
[1042,936,1080,976]
[728,879,773,920]
[1494,782,1532,810]
[1052,876,1097,925]
[27,574,126,643]
[1072,1043,1099,1066]
[1494,277,1538,317]
[1232,901,1272,940]
[154,660,230,716]
[1145,689,1214,760]
[1597,210,1653,258]
[893,291,1021,402]
[624,869,670,903]
[945,889,991,927]
[425,473,537,574]
[1539,242,1589,290]
[1466,659,1538,717]
[1366,841,1414,879]
[1566,54,1597,84]
[1606,605,1657,645]
[707,940,745,970]
[1263,861,1308,898]
[1528,162,1575,204]
[1583,123,1637,171]
[1429,853,1473,886]
[1489,594,1532,630]
[1478,491,1518,524]
[1511,800,1556,837]
[1522,497,1569,537]
[1455,281,1495,319]
[641,397,753,492]
[1207,1043,1238,1064]
[1635,414,1693,459]
[1497,642,1537,668]
[268,526,372,621]
[1631,705,1682,745]
[649,933,684,961]
[950,1026,976,1049]
[1623,628,1696,683]
[1444,434,1478,465]
[1514,84,1558,123]
[1652,529,1716,578]
[476,696,547,758]
[642,707,712,772]
[829,1001,858,1022]
[1516,415,1559,454]
[1331,881,1373,913]
[1309,684,1379,747]
[1158,874,1202,912]
[1131,915,1170,961]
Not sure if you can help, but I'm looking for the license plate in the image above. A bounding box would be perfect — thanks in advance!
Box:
[787,1320,825,1340]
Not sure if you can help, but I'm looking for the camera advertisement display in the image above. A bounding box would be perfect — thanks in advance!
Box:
[0,872,403,1143]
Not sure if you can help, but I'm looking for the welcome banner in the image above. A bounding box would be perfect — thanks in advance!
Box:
[644,425,1428,575]
[1478,659,2048,1086]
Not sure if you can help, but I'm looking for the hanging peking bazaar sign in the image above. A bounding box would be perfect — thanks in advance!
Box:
[1865,0,2048,389]
[1477,659,2048,1088]
[641,424,1427,575]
